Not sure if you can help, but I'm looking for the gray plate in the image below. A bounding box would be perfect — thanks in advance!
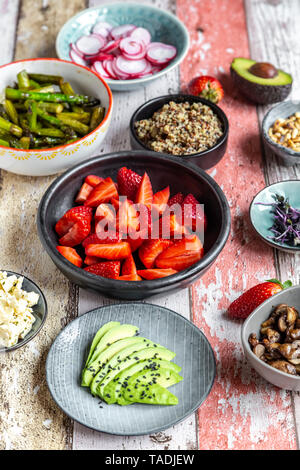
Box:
[46,303,216,435]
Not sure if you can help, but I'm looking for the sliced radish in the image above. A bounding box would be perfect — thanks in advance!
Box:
[111,24,136,39]
[119,37,144,56]
[69,48,88,66]
[104,60,118,79]
[122,49,146,60]
[76,35,105,55]
[111,59,130,79]
[115,56,148,75]
[146,43,177,64]
[130,27,151,46]
[93,21,112,37]
[93,61,110,78]
[70,43,85,58]
[87,52,114,64]
[101,38,121,53]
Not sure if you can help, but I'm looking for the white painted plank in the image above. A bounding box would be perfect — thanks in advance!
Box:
[73,0,198,451]
[0,0,20,65]
[245,0,300,448]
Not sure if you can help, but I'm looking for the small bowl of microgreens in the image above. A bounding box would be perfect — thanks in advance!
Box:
[250,180,300,253]
[0,58,113,176]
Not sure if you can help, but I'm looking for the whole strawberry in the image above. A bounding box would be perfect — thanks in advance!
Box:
[187,75,224,103]
[228,279,292,320]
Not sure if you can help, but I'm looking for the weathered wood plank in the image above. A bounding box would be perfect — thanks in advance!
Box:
[72,0,198,451]
[0,0,86,451]
[178,0,297,449]
[0,0,20,65]
[245,0,300,448]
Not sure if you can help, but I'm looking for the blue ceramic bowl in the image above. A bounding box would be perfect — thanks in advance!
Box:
[56,2,189,91]
[262,101,300,167]
[250,180,300,253]
[0,271,48,353]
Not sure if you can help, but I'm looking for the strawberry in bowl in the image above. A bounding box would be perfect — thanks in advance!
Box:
[37,151,230,300]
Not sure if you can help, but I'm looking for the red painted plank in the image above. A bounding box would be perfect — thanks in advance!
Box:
[177,0,297,450]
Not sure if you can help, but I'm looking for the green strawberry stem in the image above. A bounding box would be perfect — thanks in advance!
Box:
[266,279,292,289]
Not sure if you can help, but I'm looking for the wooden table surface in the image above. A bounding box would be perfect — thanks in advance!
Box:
[0,0,299,451]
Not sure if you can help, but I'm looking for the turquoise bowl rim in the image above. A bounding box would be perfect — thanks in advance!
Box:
[55,2,190,87]
[249,179,300,253]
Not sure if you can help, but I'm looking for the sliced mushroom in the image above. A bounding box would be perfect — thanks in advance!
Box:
[253,343,265,359]
[266,328,281,343]
[248,333,259,349]
[285,326,300,342]
[263,341,281,360]
[278,315,288,332]
[268,360,297,376]
[286,306,298,326]
[278,342,300,364]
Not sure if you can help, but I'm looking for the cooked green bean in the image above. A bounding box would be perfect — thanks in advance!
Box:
[32,136,64,147]
[59,111,90,124]
[35,128,65,138]
[6,88,100,106]
[90,106,105,131]
[27,100,38,131]
[56,114,89,135]
[4,99,19,125]
[38,102,64,114]
[17,70,30,89]
[60,81,75,95]
[29,73,63,85]
[0,116,22,137]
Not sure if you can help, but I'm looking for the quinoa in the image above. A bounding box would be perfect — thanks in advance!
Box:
[134,101,224,155]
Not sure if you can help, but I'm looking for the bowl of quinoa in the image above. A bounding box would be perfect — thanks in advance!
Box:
[130,94,228,170]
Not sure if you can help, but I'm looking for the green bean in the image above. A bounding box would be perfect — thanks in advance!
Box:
[90,106,105,131]
[6,88,100,106]
[35,128,65,138]
[59,111,90,124]
[32,136,64,147]
[17,70,30,89]
[4,99,19,125]
[38,102,64,114]
[19,136,30,149]
[27,100,38,131]
[60,81,75,95]
[28,73,63,85]
[0,116,22,137]
[56,114,89,135]
[0,138,10,147]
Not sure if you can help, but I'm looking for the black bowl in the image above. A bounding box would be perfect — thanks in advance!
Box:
[37,151,231,300]
[130,94,229,170]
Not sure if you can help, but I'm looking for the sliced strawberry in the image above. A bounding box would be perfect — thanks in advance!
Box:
[139,239,172,269]
[127,235,145,252]
[117,199,140,236]
[85,241,131,260]
[135,172,153,208]
[56,246,82,268]
[136,203,152,239]
[84,261,121,279]
[111,197,120,212]
[82,231,121,248]
[95,203,116,228]
[59,219,91,247]
[155,235,204,271]
[75,182,93,204]
[168,192,184,207]
[182,193,207,232]
[152,186,170,218]
[117,167,142,200]
[85,177,118,207]
[137,268,178,280]
[118,273,142,281]
[55,206,93,237]
[122,254,137,276]
[85,174,104,187]
[84,255,102,266]
[159,213,187,239]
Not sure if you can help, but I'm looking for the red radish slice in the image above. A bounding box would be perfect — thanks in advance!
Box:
[115,56,148,75]
[122,49,146,60]
[119,37,144,56]
[93,61,110,78]
[111,24,136,39]
[87,52,114,64]
[130,27,151,46]
[69,48,88,66]
[101,39,121,53]
[70,43,85,58]
[93,21,112,37]
[104,60,118,79]
[146,43,177,64]
[111,59,130,79]
[76,35,105,55]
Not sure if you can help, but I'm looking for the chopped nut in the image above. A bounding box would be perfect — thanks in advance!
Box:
[268,111,300,152]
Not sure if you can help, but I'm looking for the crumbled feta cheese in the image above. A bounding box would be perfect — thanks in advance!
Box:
[0,271,39,348]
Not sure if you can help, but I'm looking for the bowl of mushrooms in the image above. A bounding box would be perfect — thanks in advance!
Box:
[241,285,300,391]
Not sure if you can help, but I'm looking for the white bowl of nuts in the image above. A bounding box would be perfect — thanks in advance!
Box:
[262,101,300,166]
[241,285,300,391]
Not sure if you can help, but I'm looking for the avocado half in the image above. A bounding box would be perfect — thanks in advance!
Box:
[231,57,292,104]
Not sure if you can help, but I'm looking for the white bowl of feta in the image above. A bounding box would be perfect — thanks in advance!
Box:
[0,271,47,352]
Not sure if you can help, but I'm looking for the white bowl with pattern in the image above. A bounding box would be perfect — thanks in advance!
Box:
[0,58,113,176]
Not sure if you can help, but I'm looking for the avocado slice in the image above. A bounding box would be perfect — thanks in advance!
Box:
[87,324,139,365]
[100,347,176,403]
[231,57,292,104]
[118,361,182,405]
[84,321,120,367]
[82,336,147,387]
[125,383,178,406]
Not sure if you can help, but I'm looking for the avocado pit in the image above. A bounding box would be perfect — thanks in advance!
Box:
[248,62,278,79]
